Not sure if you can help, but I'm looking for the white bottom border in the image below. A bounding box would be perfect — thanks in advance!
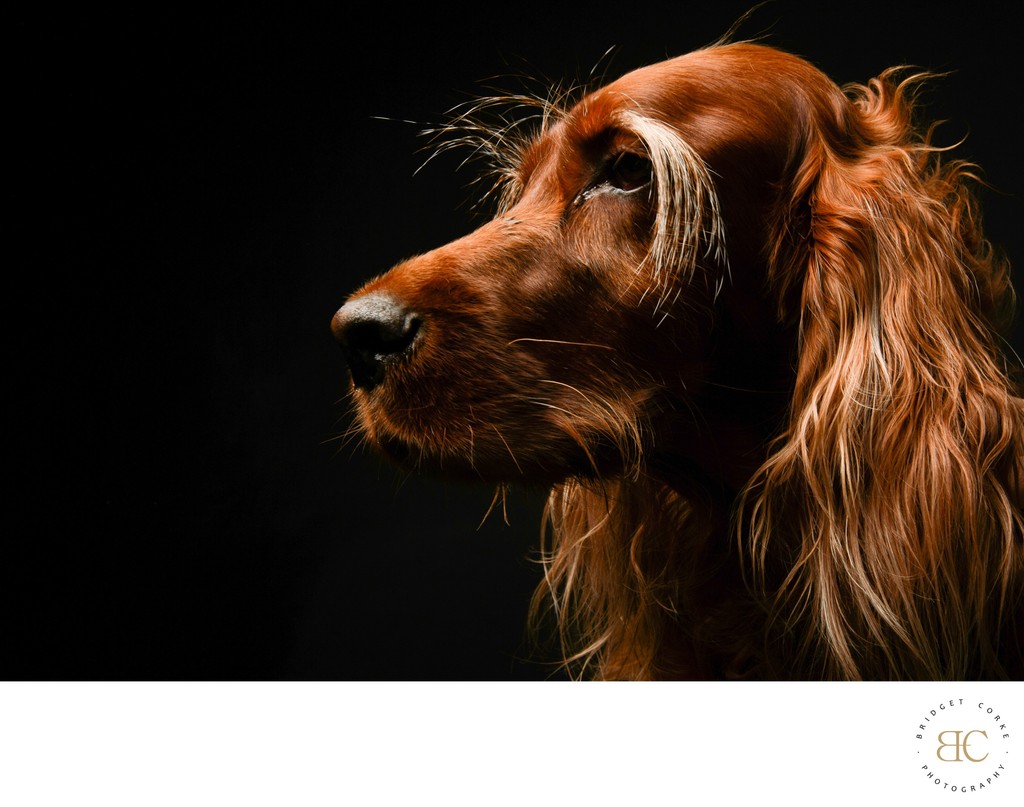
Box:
[1,681,1020,805]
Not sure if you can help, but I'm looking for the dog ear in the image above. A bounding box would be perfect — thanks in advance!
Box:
[744,71,1024,679]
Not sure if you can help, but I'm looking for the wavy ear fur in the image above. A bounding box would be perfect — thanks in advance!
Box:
[748,71,1024,679]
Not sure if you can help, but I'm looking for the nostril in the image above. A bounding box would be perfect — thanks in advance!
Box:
[331,293,422,390]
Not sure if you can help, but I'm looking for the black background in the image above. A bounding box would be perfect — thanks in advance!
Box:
[8,2,1022,680]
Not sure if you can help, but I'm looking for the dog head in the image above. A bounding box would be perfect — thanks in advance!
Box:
[331,44,841,486]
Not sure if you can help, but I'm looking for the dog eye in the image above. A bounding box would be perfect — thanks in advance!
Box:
[608,151,652,192]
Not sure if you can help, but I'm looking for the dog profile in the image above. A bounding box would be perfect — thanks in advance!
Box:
[331,42,1023,680]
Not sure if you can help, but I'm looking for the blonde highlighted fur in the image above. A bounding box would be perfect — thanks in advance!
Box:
[743,69,1024,679]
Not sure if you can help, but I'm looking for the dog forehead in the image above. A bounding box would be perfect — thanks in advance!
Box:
[575,44,816,120]
[553,43,829,157]
[563,52,718,136]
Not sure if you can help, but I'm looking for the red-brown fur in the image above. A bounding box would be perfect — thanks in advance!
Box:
[332,43,1024,679]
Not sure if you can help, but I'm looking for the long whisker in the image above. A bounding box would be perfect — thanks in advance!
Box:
[490,425,523,475]
[508,338,616,350]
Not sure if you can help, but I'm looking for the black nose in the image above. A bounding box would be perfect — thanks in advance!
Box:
[331,292,421,390]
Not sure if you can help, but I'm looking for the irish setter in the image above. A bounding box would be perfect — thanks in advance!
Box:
[331,43,1024,680]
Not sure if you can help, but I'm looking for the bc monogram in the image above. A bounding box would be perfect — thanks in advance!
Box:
[935,729,988,762]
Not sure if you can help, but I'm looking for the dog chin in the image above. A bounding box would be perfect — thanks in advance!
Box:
[367,429,508,481]
[367,424,619,488]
